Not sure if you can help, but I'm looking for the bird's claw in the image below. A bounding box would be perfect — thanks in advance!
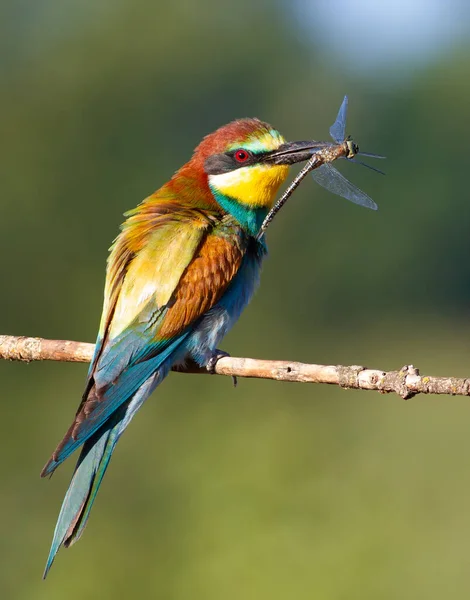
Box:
[206,349,230,373]
[206,350,237,387]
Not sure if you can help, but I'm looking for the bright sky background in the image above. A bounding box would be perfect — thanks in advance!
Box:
[293,0,470,72]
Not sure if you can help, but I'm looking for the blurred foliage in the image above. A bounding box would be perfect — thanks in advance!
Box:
[2,1,470,598]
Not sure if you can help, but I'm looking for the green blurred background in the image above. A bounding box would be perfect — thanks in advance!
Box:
[2,0,470,597]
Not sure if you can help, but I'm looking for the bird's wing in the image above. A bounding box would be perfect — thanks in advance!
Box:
[42,202,246,476]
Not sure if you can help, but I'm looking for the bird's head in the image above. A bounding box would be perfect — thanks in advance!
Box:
[180,118,319,235]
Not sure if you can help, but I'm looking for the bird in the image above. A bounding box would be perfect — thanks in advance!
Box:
[41,117,320,577]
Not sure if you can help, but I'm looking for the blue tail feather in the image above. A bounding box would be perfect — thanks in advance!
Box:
[43,371,162,578]
[42,334,189,478]
[43,421,119,578]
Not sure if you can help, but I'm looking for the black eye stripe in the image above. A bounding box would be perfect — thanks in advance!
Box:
[205,149,260,175]
[204,154,237,175]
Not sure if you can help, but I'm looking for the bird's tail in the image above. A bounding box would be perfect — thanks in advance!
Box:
[42,370,162,579]
[43,420,120,579]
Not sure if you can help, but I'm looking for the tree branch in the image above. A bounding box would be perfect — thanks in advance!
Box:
[1,334,469,400]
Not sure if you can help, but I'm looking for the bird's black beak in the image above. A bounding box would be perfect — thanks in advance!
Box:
[266,141,325,165]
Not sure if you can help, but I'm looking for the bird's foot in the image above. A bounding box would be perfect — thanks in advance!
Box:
[206,349,230,373]
[206,349,237,388]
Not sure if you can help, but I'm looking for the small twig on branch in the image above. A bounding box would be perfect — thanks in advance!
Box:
[1,334,469,400]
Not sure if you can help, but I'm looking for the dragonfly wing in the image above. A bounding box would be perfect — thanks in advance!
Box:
[329,95,348,143]
[311,162,378,210]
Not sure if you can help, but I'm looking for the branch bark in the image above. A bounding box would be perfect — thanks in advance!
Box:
[1,334,469,400]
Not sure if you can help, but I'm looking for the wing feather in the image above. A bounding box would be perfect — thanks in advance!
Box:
[42,202,246,476]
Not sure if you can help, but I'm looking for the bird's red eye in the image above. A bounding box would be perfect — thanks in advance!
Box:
[234,149,250,163]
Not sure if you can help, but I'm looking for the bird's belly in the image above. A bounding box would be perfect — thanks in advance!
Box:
[183,250,263,366]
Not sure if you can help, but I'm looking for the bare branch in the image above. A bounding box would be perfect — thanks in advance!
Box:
[1,334,469,400]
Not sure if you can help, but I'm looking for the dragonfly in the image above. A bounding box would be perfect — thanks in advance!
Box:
[310,95,384,209]
[257,96,385,238]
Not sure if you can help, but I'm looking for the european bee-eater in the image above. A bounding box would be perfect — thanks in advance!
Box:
[41,118,322,577]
